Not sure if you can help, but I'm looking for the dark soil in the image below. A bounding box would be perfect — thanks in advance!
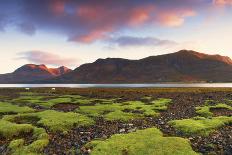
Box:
[210,108,232,117]
[52,103,79,112]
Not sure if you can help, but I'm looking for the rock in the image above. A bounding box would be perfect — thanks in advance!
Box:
[87,149,91,153]
[119,128,126,133]
[128,128,136,133]
[188,137,193,140]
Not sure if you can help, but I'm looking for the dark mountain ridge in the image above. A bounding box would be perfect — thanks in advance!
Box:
[0,64,71,83]
[1,50,232,83]
[46,50,232,83]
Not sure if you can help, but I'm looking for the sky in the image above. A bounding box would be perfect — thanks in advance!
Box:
[0,0,232,73]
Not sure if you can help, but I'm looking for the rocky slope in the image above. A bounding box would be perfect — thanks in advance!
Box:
[1,50,232,83]
[0,64,71,83]
[47,50,232,83]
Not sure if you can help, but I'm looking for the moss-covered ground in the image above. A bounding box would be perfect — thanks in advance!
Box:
[85,128,198,155]
[196,103,232,117]
[3,110,94,132]
[169,99,232,136]
[169,116,232,136]
[0,88,231,155]
[0,102,34,114]
[0,119,49,155]
[77,98,172,121]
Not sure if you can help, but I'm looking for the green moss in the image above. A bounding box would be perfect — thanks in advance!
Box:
[77,98,172,121]
[0,118,49,154]
[169,116,232,136]
[11,93,116,108]
[85,128,197,155]
[4,110,94,132]
[141,96,152,100]
[151,98,172,110]
[104,110,141,121]
[204,99,215,105]
[0,102,34,114]
[43,97,72,107]
[0,120,33,139]
[11,95,46,107]
[8,139,25,150]
[195,106,212,117]
[196,103,232,117]
[26,139,49,152]
[8,127,49,155]
[213,103,232,110]
[78,103,119,117]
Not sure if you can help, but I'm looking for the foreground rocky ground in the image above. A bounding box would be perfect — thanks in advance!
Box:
[0,88,231,155]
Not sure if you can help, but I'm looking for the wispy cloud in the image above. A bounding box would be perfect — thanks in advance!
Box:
[17,51,78,67]
[0,0,208,43]
[18,22,36,36]
[1,0,229,43]
[213,0,232,6]
[109,36,177,47]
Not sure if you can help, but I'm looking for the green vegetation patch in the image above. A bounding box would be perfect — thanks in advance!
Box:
[0,102,34,114]
[77,103,121,117]
[0,120,33,139]
[196,103,232,117]
[0,118,49,154]
[3,110,94,132]
[77,98,172,121]
[85,128,197,155]
[169,116,232,136]
[104,110,141,121]
[8,127,49,155]
[11,93,117,108]
[150,98,172,110]
[11,95,73,108]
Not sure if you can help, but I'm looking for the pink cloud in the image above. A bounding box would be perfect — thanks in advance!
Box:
[50,0,65,15]
[18,51,78,67]
[72,3,196,43]
[156,10,196,27]
[70,29,111,43]
[16,0,205,43]
[213,0,232,6]
[128,6,155,26]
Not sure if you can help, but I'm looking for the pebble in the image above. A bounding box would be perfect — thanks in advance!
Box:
[119,128,126,133]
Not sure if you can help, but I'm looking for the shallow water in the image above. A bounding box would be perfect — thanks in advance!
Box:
[1,83,232,88]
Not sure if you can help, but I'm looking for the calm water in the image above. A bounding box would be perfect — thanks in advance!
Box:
[0,83,232,88]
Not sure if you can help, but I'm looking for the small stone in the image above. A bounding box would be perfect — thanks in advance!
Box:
[128,128,136,133]
[87,149,91,153]
[119,128,126,133]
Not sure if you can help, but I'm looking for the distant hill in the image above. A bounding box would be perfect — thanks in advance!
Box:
[46,50,232,83]
[1,50,232,83]
[0,64,71,83]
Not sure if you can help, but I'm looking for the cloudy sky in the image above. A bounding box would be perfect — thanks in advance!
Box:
[0,0,232,73]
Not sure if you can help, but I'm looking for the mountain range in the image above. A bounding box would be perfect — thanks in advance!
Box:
[1,50,232,83]
[0,64,71,83]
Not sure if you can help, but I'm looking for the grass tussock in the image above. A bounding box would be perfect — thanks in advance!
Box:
[77,98,172,121]
[169,116,232,136]
[0,102,34,114]
[3,110,94,132]
[8,127,49,155]
[0,120,33,139]
[196,103,232,117]
[85,128,198,155]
